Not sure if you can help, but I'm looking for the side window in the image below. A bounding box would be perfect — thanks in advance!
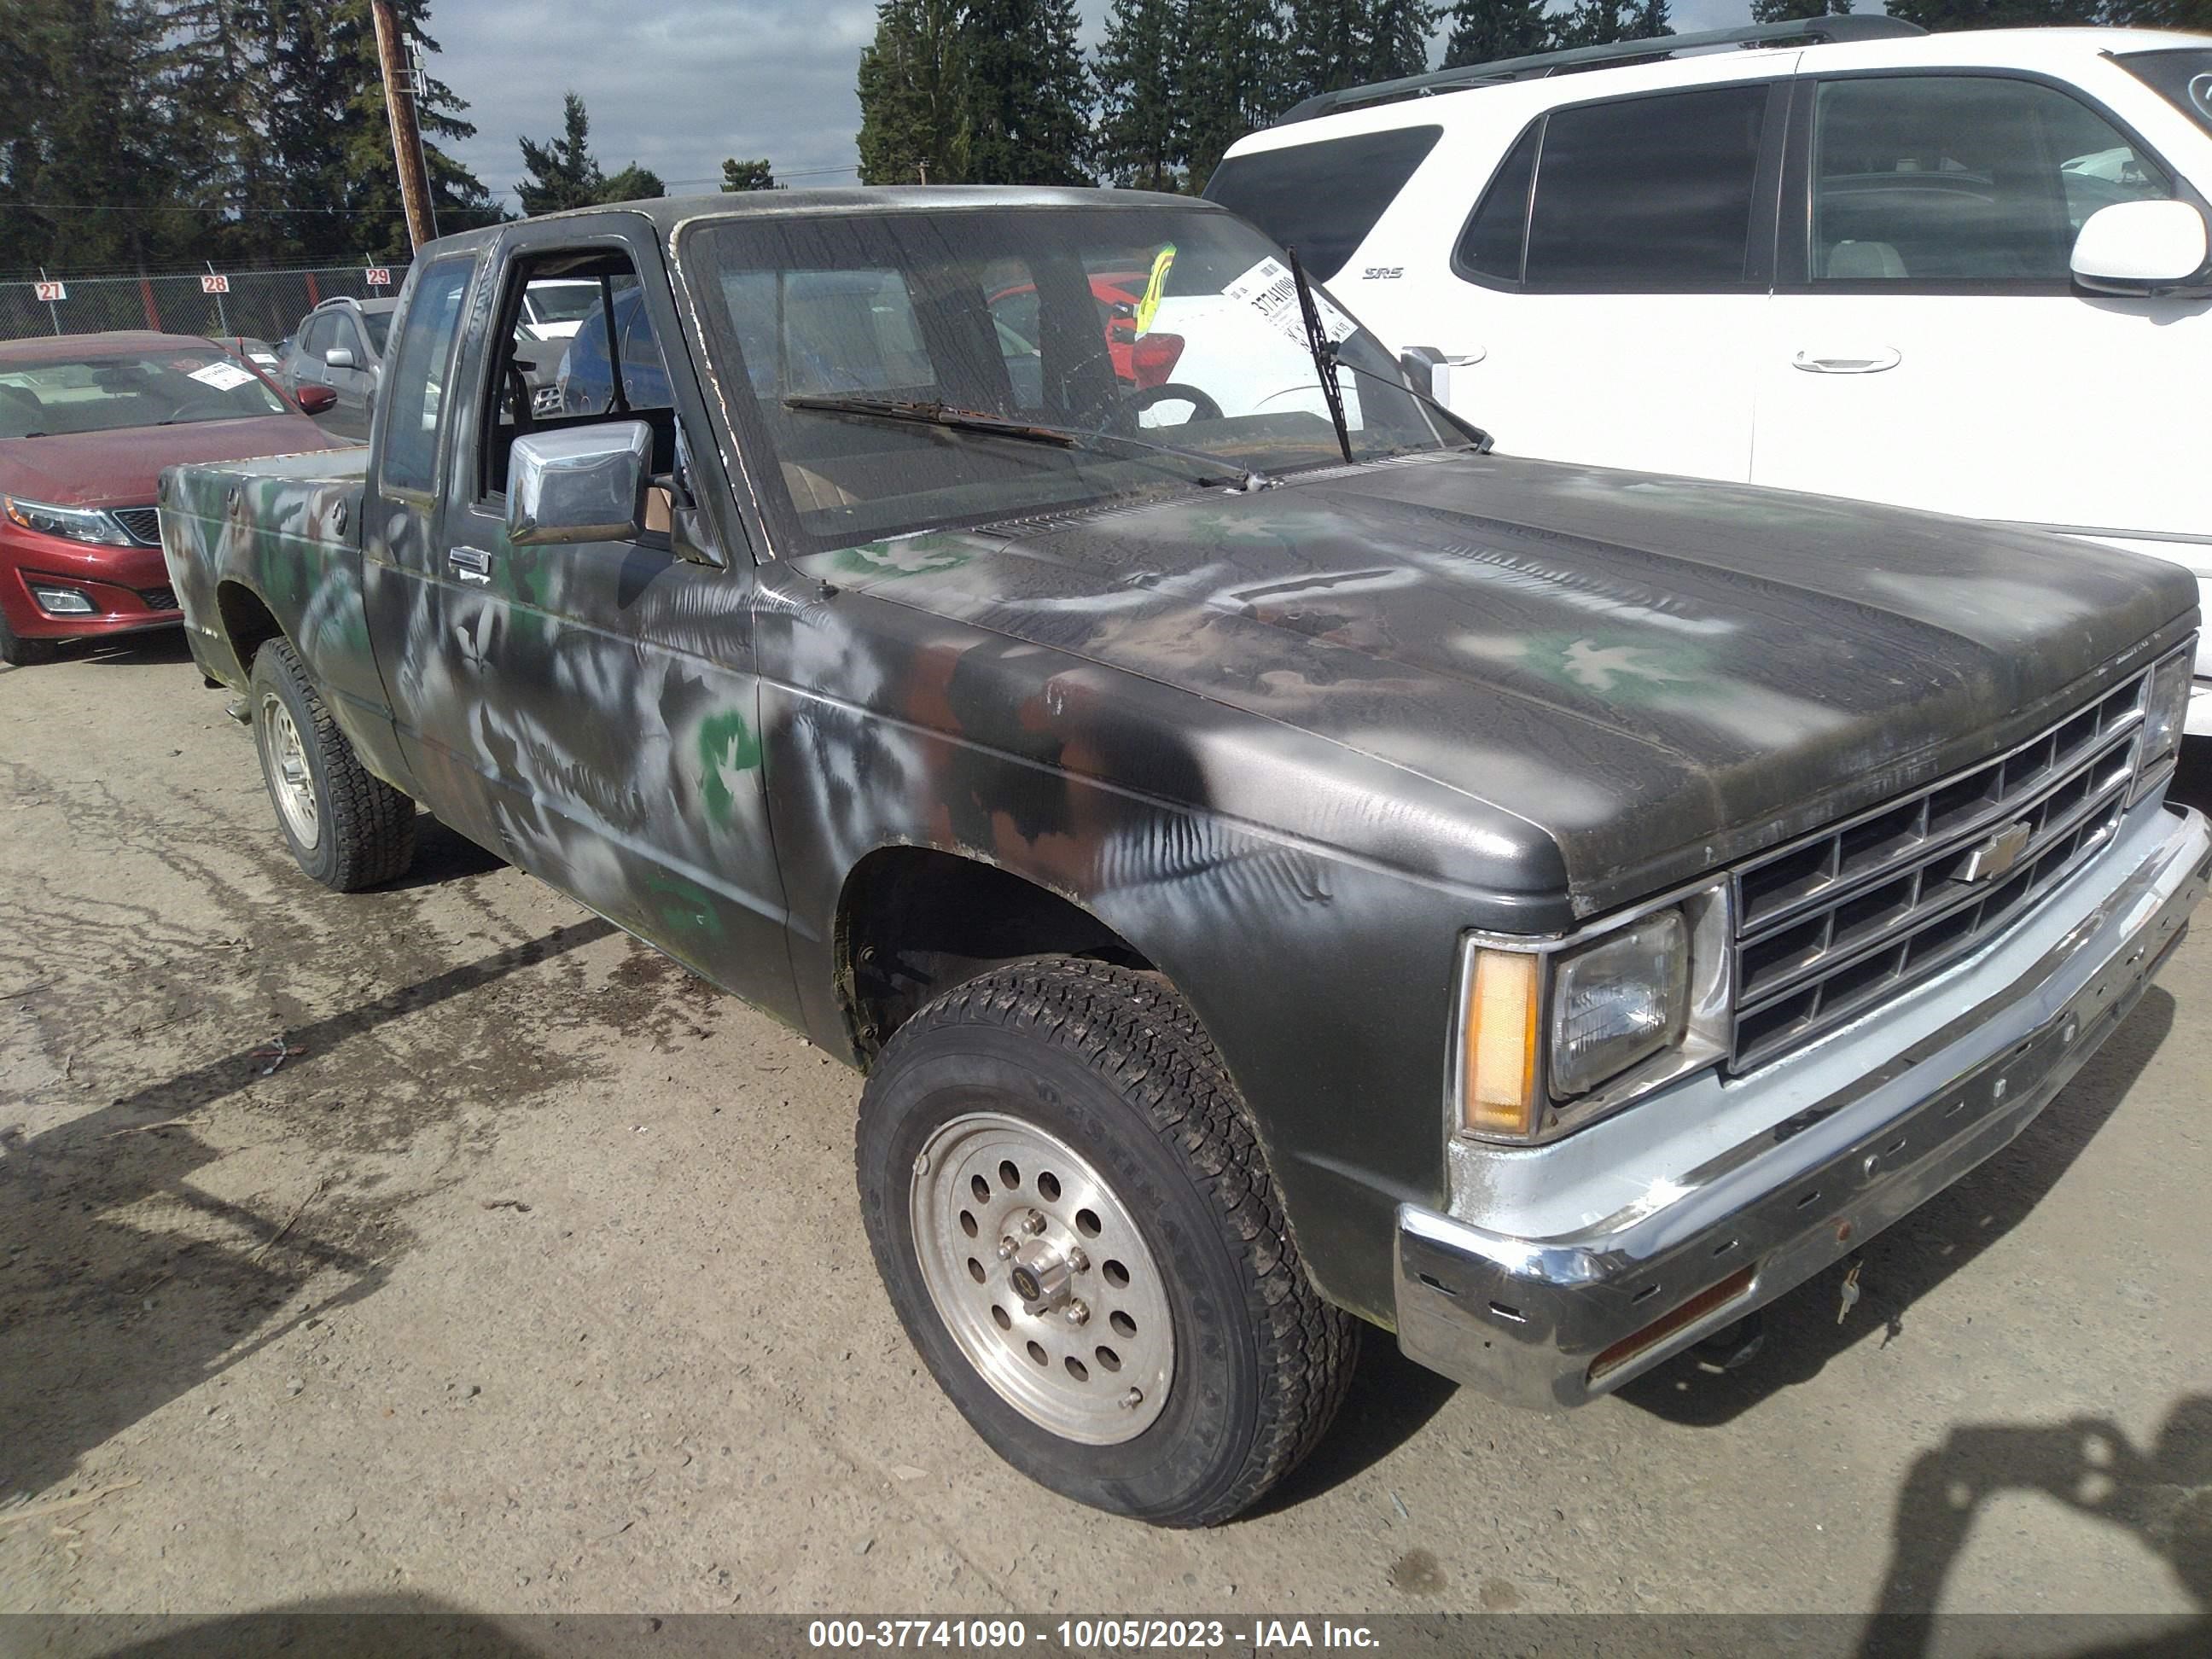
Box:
[299,312,334,360]
[1809,76,2176,284]
[1202,125,1444,281]
[331,316,365,363]
[379,259,471,496]
[1456,122,1540,284]
[1524,85,1772,290]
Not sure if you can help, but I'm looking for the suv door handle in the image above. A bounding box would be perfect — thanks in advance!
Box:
[447,545,494,585]
[1792,347,1901,374]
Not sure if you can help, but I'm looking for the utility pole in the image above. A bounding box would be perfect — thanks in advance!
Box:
[370,0,434,250]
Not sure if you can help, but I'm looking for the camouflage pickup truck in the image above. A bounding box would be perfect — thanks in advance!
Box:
[160,188,2208,1528]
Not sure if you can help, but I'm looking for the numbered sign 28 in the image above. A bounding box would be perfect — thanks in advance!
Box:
[200,273,231,294]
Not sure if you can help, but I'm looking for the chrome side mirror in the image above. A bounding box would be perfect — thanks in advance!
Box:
[2071,201,2212,298]
[508,421,652,546]
[323,346,356,370]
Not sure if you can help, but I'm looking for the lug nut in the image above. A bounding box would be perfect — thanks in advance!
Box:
[997,1237,1018,1260]
[1119,1388,1144,1410]
[1062,1300,1089,1327]
[1020,1210,1047,1237]
[1067,1248,1089,1274]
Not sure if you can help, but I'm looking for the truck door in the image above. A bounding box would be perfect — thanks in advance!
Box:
[376,216,796,1019]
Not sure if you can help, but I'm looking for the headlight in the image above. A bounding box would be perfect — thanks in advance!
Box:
[1456,891,1725,1142]
[4,496,137,547]
[1550,911,1690,1097]
[2133,645,2192,799]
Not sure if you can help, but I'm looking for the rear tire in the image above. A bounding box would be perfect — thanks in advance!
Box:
[857,956,1357,1527]
[0,609,57,667]
[249,637,416,890]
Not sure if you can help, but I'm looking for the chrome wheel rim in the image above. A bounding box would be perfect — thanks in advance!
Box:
[261,692,319,851]
[911,1111,1173,1444]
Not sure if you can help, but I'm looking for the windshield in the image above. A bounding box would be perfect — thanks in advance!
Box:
[360,309,393,357]
[2118,49,2212,139]
[682,205,1455,555]
[0,346,289,438]
[527,282,603,325]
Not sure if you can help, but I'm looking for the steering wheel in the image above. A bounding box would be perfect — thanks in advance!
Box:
[504,360,535,428]
[1074,380,1223,439]
[166,397,237,423]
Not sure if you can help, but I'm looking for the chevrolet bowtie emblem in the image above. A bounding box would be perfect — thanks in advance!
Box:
[1957,820,2033,884]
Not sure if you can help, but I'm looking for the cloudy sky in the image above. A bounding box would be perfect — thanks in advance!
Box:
[430,0,1784,209]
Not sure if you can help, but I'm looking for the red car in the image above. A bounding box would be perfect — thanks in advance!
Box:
[0,331,344,667]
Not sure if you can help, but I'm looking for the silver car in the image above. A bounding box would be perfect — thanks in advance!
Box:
[276,297,395,441]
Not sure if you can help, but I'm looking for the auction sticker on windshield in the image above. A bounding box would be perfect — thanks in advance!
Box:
[187,359,259,391]
[1223,256,1358,350]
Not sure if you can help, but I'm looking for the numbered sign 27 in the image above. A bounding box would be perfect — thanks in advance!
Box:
[33,281,66,302]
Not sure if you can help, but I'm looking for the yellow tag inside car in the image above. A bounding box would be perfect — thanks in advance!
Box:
[1135,245,1176,333]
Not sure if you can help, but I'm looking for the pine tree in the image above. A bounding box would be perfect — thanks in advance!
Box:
[962,0,1093,184]
[1368,0,1438,80]
[328,0,502,259]
[1548,0,1669,47]
[1093,0,1186,190]
[856,0,970,184]
[722,158,777,190]
[0,0,196,274]
[1181,0,1287,187]
[1442,0,1552,67]
[517,92,602,215]
[1284,0,1369,101]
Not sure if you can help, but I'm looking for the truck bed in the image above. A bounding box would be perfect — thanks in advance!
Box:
[159,445,370,694]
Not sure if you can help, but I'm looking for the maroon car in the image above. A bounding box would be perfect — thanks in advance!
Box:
[0,331,345,667]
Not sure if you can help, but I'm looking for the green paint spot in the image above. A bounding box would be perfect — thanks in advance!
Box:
[824,533,977,580]
[644,871,727,942]
[697,710,762,825]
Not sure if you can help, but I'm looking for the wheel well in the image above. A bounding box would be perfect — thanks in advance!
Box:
[216,581,284,678]
[838,847,1151,1063]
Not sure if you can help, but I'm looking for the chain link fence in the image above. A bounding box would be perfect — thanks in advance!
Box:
[1,263,411,348]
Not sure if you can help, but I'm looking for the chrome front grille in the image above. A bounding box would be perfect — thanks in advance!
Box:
[111,506,162,545]
[1729,671,2149,1072]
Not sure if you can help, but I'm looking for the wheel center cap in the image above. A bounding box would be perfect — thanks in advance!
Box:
[1007,1237,1073,1309]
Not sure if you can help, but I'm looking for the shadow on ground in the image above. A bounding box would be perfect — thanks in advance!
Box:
[1858,1394,2210,1657]
[0,914,616,1502]
[1620,982,2173,1427]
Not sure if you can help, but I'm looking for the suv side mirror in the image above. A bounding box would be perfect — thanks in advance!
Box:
[1400,346,1451,405]
[2071,201,2212,297]
[323,346,356,370]
[508,421,652,546]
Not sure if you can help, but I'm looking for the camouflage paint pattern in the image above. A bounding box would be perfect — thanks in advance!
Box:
[156,192,2200,1322]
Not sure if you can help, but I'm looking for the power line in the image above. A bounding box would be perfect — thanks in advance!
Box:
[7,200,412,217]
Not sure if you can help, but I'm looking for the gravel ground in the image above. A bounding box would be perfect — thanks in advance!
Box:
[2,632,2207,1636]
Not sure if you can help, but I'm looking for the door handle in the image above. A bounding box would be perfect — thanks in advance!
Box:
[1792,347,1901,374]
[447,545,493,585]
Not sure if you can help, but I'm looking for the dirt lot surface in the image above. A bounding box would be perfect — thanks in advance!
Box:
[3,633,2209,1635]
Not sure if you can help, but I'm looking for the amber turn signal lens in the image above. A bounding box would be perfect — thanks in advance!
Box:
[1463,949,1540,1137]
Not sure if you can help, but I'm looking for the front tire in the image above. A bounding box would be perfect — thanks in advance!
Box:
[0,608,57,667]
[857,957,1356,1527]
[249,637,416,890]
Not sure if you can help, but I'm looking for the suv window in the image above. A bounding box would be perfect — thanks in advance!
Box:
[1457,124,1540,283]
[1807,75,2175,284]
[1203,125,1443,282]
[299,312,335,360]
[1519,85,1772,291]
[379,259,471,495]
[2116,49,2212,140]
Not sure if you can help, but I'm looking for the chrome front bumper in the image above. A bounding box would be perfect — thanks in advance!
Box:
[1394,800,2210,1410]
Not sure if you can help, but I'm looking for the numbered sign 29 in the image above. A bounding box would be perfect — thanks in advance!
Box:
[364,267,393,288]
[200,273,230,294]
[33,281,66,303]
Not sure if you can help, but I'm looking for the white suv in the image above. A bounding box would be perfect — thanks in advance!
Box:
[1207,18,2212,726]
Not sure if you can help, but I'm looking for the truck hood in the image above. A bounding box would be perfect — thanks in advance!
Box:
[0,416,345,508]
[795,453,2197,911]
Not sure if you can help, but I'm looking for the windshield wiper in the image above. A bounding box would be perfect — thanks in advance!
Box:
[1323,359,1495,455]
[1286,247,1354,466]
[783,395,1270,492]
